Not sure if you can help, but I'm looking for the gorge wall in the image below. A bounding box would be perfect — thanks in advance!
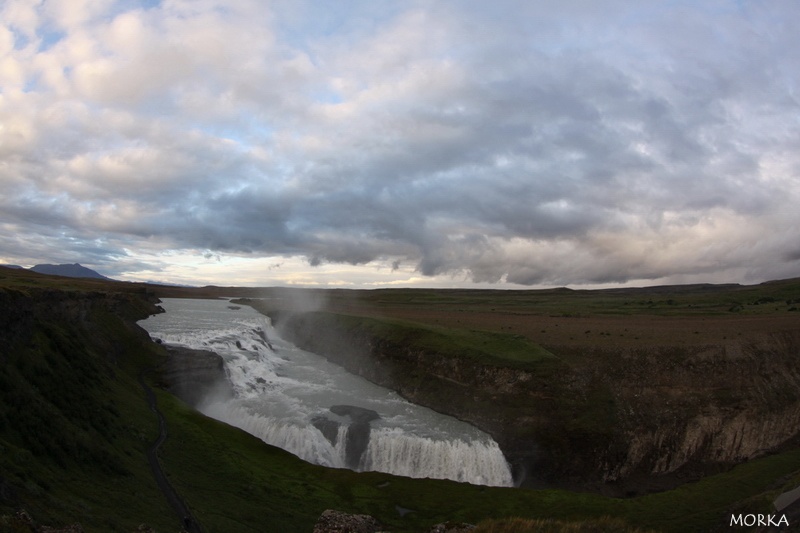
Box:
[268,310,800,495]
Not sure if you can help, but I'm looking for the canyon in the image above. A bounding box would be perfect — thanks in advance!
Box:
[247,282,800,495]
[4,265,800,531]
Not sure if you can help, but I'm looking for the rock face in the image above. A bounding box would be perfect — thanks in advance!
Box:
[158,345,233,407]
[312,509,383,533]
[271,310,800,494]
[311,405,381,469]
[575,334,800,486]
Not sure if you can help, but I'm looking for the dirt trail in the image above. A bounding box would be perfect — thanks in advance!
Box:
[138,370,203,533]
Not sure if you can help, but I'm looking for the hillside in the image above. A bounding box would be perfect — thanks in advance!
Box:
[3,267,800,531]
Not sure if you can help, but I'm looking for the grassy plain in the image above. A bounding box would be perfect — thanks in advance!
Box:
[314,280,800,348]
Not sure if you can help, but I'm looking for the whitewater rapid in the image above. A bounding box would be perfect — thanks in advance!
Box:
[139,298,513,487]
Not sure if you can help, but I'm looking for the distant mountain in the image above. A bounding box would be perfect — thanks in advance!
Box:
[141,280,197,288]
[30,263,112,280]
[0,264,25,269]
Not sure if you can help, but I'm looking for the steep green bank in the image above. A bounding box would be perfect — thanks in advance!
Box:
[0,280,179,531]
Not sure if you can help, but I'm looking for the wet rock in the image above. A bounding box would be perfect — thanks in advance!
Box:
[312,415,341,446]
[330,405,380,423]
[161,346,234,407]
[252,328,274,350]
[344,421,372,469]
[329,405,381,469]
[310,406,382,468]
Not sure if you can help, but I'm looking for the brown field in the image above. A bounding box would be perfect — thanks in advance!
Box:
[333,308,797,350]
[313,288,800,365]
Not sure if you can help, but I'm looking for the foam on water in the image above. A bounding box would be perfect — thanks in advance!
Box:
[140,298,514,487]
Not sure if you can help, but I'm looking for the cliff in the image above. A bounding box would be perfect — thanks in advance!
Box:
[157,345,233,406]
[266,309,800,494]
[580,334,800,486]
[0,279,183,530]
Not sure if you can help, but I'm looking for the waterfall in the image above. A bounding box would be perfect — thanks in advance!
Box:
[139,298,515,487]
[361,428,514,487]
[202,402,349,468]
[203,402,513,486]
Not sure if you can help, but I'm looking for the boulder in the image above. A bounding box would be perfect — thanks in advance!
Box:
[428,522,476,532]
[312,509,383,533]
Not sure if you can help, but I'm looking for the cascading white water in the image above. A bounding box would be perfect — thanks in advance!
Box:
[201,402,352,469]
[362,429,513,486]
[139,297,514,487]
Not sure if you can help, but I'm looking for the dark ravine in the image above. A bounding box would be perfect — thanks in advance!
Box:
[266,309,800,495]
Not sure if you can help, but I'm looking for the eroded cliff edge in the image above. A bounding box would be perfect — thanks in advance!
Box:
[264,309,800,495]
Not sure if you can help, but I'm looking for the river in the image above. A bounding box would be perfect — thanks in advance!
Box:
[139,297,513,487]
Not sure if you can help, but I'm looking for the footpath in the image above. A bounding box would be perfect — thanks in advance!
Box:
[138,370,203,533]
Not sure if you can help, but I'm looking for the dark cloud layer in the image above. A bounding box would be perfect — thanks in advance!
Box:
[1,1,799,286]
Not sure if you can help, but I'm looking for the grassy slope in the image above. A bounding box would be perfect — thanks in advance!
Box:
[272,309,560,369]
[0,279,177,530]
[3,268,800,531]
[154,392,800,532]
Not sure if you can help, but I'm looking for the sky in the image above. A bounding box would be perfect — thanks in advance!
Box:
[1,0,799,288]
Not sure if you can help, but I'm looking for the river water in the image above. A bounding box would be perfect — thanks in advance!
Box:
[139,298,513,487]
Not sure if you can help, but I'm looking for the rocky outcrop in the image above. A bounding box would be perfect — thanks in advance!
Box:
[311,405,381,468]
[271,310,800,494]
[4,509,85,533]
[428,522,476,532]
[330,405,380,423]
[311,510,476,533]
[158,345,233,407]
[312,509,383,533]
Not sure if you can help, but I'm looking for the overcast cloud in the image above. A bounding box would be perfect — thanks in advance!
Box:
[1,0,799,287]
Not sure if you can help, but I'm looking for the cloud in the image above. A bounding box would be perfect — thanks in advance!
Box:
[1,0,799,286]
